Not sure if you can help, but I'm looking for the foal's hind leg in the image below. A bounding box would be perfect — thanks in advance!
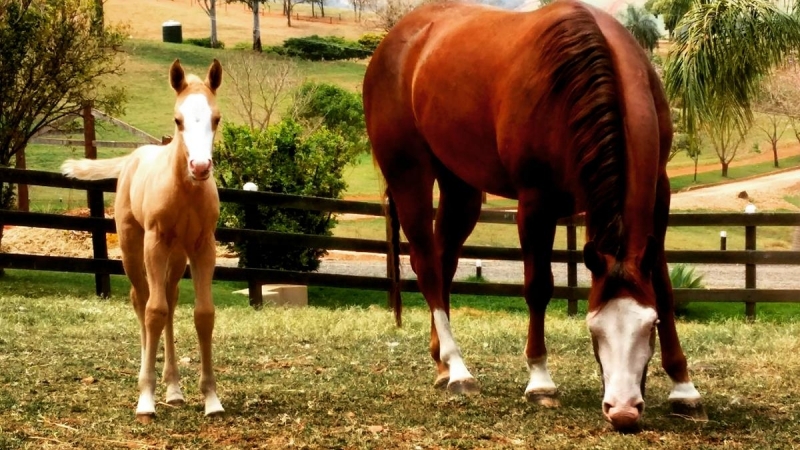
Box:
[189,236,224,416]
[162,250,188,406]
[653,174,706,419]
[517,191,560,407]
[431,165,483,390]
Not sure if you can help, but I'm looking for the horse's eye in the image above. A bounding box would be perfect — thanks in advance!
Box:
[174,118,182,127]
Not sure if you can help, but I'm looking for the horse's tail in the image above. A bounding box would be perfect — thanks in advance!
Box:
[61,155,130,181]
[541,4,626,257]
[384,188,403,327]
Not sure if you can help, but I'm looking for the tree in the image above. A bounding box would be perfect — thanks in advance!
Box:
[222,52,302,132]
[621,4,661,53]
[230,1,266,51]
[370,0,416,31]
[197,0,220,48]
[664,0,800,175]
[644,0,696,38]
[0,0,126,273]
[350,0,371,21]
[284,0,305,27]
[294,81,369,153]
[756,64,800,159]
[753,80,790,168]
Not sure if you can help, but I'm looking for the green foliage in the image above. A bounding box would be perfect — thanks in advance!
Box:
[621,4,661,53]
[0,0,127,209]
[268,35,371,61]
[670,264,705,315]
[645,0,696,37]
[357,32,386,52]
[295,81,369,153]
[185,37,225,49]
[215,120,359,271]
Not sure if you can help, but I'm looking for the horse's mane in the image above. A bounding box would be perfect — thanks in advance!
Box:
[540,4,626,258]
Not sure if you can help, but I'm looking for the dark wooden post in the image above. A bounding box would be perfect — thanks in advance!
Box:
[720,230,727,251]
[385,195,402,327]
[745,224,756,322]
[83,101,110,298]
[242,182,262,308]
[567,223,578,316]
[15,148,29,212]
[161,135,173,145]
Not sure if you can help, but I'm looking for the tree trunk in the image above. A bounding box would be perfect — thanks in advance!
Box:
[15,148,28,212]
[320,0,325,17]
[283,0,288,16]
[311,1,315,17]
[210,0,219,48]
[287,3,293,26]
[92,0,104,35]
[772,141,779,168]
[693,158,698,182]
[721,161,729,177]
[253,1,262,52]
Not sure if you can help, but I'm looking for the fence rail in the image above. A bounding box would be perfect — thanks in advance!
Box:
[2,167,800,323]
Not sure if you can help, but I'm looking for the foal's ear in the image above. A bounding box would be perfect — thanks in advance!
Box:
[583,241,606,276]
[205,59,222,93]
[169,59,188,94]
[638,235,658,277]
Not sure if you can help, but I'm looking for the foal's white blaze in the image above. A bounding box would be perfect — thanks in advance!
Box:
[178,93,215,178]
[587,297,658,422]
[432,309,474,383]
[524,355,557,394]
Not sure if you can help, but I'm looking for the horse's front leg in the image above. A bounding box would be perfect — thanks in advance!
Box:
[162,250,189,406]
[136,231,171,422]
[517,194,559,407]
[654,174,706,419]
[189,236,224,416]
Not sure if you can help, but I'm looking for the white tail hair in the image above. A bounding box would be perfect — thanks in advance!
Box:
[61,155,130,181]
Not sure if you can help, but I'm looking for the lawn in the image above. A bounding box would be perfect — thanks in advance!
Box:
[3,275,800,448]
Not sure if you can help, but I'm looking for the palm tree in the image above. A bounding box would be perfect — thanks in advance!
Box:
[664,0,800,149]
[645,0,697,39]
[622,5,662,53]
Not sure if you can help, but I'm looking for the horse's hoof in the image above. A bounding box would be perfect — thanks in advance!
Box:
[447,378,480,396]
[205,407,225,418]
[166,397,185,407]
[433,374,450,390]
[670,399,708,422]
[135,413,154,424]
[525,389,560,408]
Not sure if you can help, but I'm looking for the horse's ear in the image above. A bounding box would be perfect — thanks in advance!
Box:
[205,59,222,93]
[638,235,658,277]
[170,59,188,94]
[583,241,606,276]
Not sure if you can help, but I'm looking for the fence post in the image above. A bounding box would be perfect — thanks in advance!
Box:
[83,101,110,298]
[567,222,578,316]
[720,230,727,250]
[161,135,172,145]
[744,204,756,321]
[242,182,262,308]
[385,195,402,327]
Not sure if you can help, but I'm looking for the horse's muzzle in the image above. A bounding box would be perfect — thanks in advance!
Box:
[190,159,213,180]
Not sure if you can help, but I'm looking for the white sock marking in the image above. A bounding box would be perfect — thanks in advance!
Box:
[669,381,701,401]
[525,356,557,393]
[432,309,474,383]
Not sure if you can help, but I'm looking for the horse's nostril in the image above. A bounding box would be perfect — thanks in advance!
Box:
[635,401,645,414]
[603,402,612,415]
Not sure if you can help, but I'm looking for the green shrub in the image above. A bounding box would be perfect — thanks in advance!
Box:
[357,32,385,52]
[278,35,371,61]
[185,37,225,49]
[295,81,368,153]
[214,120,359,272]
[670,264,705,315]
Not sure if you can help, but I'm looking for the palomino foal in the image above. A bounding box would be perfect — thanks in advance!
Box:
[61,59,224,422]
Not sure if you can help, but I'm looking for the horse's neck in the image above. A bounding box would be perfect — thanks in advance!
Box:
[165,136,190,184]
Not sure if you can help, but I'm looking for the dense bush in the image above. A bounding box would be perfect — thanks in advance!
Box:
[357,33,386,52]
[185,37,225,49]
[214,119,360,272]
[670,264,705,316]
[267,35,371,61]
[295,81,368,153]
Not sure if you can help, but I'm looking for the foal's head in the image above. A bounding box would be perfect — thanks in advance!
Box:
[169,59,222,181]
[583,236,659,430]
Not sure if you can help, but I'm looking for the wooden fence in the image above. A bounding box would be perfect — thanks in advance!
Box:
[2,167,800,323]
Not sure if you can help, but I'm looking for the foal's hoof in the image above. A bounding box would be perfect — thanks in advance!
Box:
[525,389,560,408]
[433,373,450,390]
[447,377,480,396]
[670,399,708,422]
[166,398,185,407]
[135,413,155,424]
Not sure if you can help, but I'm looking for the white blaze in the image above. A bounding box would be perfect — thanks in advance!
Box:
[587,297,658,409]
[178,93,214,165]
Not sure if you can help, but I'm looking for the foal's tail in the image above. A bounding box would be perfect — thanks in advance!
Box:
[61,155,130,181]
[384,189,403,327]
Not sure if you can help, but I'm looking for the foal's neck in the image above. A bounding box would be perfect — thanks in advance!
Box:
[167,132,192,184]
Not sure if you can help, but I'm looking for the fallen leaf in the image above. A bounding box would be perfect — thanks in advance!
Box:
[367,425,384,433]
[81,376,97,385]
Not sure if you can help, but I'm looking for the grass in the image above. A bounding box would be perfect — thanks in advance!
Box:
[3,282,800,448]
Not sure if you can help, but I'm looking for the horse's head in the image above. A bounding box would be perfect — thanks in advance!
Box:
[583,236,659,430]
[169,59,222,181]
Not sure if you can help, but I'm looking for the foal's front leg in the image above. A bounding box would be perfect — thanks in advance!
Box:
[136,232,171,422]
[162,251,189,406]
[189,237,224,416]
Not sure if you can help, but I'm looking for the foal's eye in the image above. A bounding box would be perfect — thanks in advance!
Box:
[174,118,183,127]
[212,117,221,126]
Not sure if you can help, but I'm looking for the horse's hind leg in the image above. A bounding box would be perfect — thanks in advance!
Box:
[653,174,706,419]
[431,164,483,389]
[189,237,224,416]
[517,191,560,407]
[162,250,188,406]
[378,147,479,395]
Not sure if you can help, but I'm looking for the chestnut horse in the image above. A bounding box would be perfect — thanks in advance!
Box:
[363,0,705,429]
[61,59,224,422]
